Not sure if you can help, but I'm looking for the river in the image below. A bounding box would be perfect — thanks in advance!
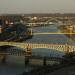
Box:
[0,24,74,75]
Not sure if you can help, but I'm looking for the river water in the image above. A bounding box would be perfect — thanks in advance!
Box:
[0,24,74,75]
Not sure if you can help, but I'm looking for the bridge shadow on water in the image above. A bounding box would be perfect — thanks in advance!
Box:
[0,45,33,75]
[32,48,64,58]
[0,46,65,75]
[0,45,65,64]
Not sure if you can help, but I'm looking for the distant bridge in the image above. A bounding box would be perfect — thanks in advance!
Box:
[26,22,56,27]
[25,17,74,27]
[33,32,75,35]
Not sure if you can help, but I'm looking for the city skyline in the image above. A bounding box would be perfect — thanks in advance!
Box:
[0,0,75,14]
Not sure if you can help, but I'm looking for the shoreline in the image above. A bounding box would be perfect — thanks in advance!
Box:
[58,26,75,41]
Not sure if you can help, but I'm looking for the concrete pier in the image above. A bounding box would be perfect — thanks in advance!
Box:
[24,57,30,66]
[43,57,47,66]
[1,55,7,64]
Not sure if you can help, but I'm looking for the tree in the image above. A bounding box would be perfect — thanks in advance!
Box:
[63,52,75,64]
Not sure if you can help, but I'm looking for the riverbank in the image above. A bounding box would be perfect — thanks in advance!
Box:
[22,63,75,75]
[0,23,33,42]
[58,25,75,41]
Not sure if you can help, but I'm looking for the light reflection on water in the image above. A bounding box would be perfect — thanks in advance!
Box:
[26,25,73,44]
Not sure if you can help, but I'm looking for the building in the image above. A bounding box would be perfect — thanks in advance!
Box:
[0,26,2,33]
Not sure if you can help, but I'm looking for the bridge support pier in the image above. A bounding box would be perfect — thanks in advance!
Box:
[24,57,30,66]
[1,55,7,64]
[43,57,47,66]
[24,44,32,66]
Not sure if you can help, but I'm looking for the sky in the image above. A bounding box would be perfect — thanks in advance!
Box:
[0,0,75,14]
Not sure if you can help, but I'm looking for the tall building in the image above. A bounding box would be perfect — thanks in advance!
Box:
[0,26,2,33]
[0,18,3,33]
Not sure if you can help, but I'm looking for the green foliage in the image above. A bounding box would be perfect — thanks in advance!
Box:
[64,52,74,59]
[63,52,75,64]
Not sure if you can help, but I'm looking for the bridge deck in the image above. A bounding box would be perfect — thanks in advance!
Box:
[0,42,75,52]
[33,32,75,35]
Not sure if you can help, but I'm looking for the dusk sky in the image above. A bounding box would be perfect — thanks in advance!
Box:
[0,0,75,13]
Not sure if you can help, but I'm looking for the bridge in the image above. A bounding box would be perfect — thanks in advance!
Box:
[25,18,68,27]
[25,17,75,27]
[26,22,56,28]
[26,22,63,27]
[33,32,75,35]
[0,42,75,53]
[0,42,75,65]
